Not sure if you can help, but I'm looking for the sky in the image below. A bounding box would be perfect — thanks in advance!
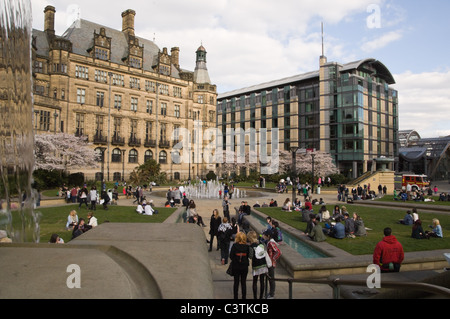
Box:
[31,0,450,138]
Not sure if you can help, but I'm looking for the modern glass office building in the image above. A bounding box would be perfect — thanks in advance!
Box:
[217,55,399,179]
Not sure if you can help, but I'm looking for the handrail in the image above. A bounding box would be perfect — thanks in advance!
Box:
[266,276,450,299]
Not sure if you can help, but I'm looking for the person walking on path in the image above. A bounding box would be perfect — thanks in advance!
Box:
[248,231,268,299]
[209,209,222,252]
[218,217,233,265]
[373,227,404,273]
[264,230,282,299]
[229,232,253,299]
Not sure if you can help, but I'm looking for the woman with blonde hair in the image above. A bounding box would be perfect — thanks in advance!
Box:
[248,231,268,299]
[65,210,78,230]
[229,232,253,299]
[427,218,443,238]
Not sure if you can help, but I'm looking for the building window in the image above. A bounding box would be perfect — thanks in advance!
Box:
[160,123,167,141]
[159,84,169,95]
[39,111,50,131]
[114,95,122,109]
[35,85,45,96]
[146,122,153,141]
[95,69,108,82]
[209,111,215,123]
[198,95,204,104]
[129,149,138,163]
[131,97,138,112]
[112,148,122,163]
[95,115,104,138]
[96,92,105,107]
[77,88,86,104]
[130,57,141,69]
[159,151,167,164]
[112,73,124,86]
[161,102,167,116]
[130,77,140,89]
[173,125,180,144]
[95,48,109,60]
[113,172,122,181]
[173,86,182,98]
[174,104,180,118]
[145,80,156,92]
[113,118,121,138]
[75,113,85,136]
[146,100,153,114]
[75,65,89,79]
[144,150,153,162]
[33,61,43,73]
[130,120,138,140]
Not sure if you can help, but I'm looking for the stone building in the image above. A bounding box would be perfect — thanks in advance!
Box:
[32,6,217,182]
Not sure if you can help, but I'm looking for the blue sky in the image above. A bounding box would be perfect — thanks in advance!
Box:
[31,0,450,138]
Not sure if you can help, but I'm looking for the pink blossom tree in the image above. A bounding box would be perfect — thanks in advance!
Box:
[216,148,338,178]
[34,133,100,172]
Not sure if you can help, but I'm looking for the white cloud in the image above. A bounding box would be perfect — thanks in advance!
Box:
[394,70,450,138]
[362,30,403,52]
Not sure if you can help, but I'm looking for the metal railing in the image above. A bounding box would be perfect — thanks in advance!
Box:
[266,276,450,299]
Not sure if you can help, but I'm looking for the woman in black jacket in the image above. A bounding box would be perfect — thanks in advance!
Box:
[209,209,222,251]
[229,232,253,299]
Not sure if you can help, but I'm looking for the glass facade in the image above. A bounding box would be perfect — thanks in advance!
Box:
[217,58,399,178]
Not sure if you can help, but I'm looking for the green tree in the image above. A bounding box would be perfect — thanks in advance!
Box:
[129,159,166,185]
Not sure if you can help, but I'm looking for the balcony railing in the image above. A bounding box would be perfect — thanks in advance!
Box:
[111,135,125,146]
[93,133,107,145]
[128,136,141,147]
[144,139,156,148]
[159,140,171,149]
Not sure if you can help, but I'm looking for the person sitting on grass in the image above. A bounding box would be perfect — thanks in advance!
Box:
[398,211,413,225]
[426,218,443,238]
[323,216,345,239]
[411,220,427,239]
[281,198,292,212]
[308,220,326,242]
[353,213,367,237]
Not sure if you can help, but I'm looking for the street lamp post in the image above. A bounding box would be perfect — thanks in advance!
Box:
[311,153,316,195]
[99,147,107,182]
[53,111,59,133]
[107,72,113,182]
[121,149,126,182]
[290,147,300,205]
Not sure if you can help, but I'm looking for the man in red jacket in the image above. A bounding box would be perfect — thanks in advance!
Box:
[373,227,405,273]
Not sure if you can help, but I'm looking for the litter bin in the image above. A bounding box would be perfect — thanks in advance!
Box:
[316,187,321,195]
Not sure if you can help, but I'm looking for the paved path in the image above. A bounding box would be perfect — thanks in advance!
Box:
[145,187,338,299]
[43,182,450,299]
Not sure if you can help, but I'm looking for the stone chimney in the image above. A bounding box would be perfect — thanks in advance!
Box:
[44,5,56,37]
[121,9,136,36]
[171,47,180,69]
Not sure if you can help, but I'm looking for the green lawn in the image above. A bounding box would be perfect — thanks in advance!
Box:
[256,205,450,255]
[10,205,176,244]
[375,195,450,206]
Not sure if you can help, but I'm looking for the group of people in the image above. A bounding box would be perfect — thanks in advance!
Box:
[136,199,157,215]
[398,208,443,239]
[338,184,380,203]
[65,209,98,239]
[208,208,282,299]
[61,184,115,210]
[319,205,367,240]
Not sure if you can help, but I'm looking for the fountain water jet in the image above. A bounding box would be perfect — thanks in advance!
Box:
[183,179,247,200]
[0,0,40,243]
